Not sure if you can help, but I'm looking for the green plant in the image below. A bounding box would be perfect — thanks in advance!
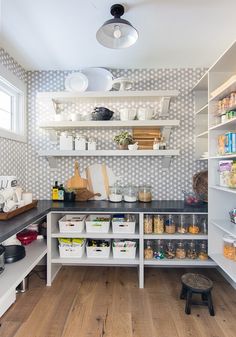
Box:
[113,131,134,145]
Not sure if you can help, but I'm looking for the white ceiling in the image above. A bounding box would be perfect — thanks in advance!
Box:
[0,0,236,70]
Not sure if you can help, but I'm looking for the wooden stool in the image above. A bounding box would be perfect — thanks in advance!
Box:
[180,273,215,316]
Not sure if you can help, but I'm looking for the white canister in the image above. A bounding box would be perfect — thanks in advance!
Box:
[59,132,74,151]
[22,192,33,205]
[119,108,136,121]
[87,139,97,151]
[75,136,87,151]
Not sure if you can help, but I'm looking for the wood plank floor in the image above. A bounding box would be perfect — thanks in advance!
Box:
[0,266,236,337]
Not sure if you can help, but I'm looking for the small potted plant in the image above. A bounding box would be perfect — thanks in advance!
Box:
[113,131,134,150]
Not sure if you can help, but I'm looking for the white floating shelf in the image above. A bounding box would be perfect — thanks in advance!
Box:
[51,230,140,239]
[39,119,180,129]
[210,76,236,101]
[37,90,179,101]
[211,219,236,237]
[210,185,236,194]
[209,117,236,131]
[209,253,236,282]
[195,104,208,115]
[144,234,208,240]
[192,72,208,91]
[209,154,236,159]
[199,157,208,161]
[195,131,208,138]
[144,258,216,266]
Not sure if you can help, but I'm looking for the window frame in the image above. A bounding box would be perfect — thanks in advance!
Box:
[0,63,27,143]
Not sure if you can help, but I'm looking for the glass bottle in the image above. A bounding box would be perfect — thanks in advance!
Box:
[165,215,176,234]
[144,240,153,260]
[198,240,208,260]
[177,214,188,234]
[187,241,198,259]
[176,241,186,259]
[165,241,175,259]
[144,215,153,234]
[153,215,164,234]
[154,239,165,259]
[189,214,200,234]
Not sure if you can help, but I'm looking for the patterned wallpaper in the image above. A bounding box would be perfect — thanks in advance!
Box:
[0,48,27,188]
[27,68,207,200]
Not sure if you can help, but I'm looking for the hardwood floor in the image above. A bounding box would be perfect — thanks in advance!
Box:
[0,266,236,337]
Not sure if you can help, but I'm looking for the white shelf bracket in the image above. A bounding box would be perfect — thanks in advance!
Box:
[160,97,171,116]
[47,156,58,170]
[162,156,172,170]
[162,126,173,144]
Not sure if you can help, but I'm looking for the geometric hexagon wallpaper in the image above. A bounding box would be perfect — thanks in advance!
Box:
[1,47,207,199]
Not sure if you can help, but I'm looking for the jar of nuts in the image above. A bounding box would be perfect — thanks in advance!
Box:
[154,215,164,234]
[165,215,176,234]
[177,214,188,234]
[138,185,152,202]
[189,214,200,234]
[198,241,208,260]
[144,240,153,260]
[187,241,198,259]
[165,241,175,259]
[176,241,186,259]
[144,215,153,234]
[223,236,235,260]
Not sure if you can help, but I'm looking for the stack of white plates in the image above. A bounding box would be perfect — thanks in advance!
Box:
[64,68,113,92]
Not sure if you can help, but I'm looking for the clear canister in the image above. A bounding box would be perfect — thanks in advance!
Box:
[123,185,138,202]
[177,214,188,234]
[176,241,186,259]
[187,241,197,259]
[165,241,175,259]
[189,214,200,234]
[144,215,153,234]
[154,239,165,259]
[108,185,123,202]
[144,240,153,260]
[138,185,152,202]
[153,215,164,234]
[165,215,176,234]
[198,241,208,260]
[223,236,235,260]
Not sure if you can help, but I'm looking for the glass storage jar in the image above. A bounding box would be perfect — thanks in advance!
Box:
[189,214,200,234]
[165,241,175,259]
[223,235,235,260]
[138,185,152,202]
[176,241,186,259]
[144,240,153,260]
[187,241,198,259]
[144,215,153,234]
[198,241,208,260]
[123,185,138,202]
[177,214,188,234]
[234,241,236,262]
[200,217,208,234]
[108,185,123,202]
[165,215,176,234]
[154,239,165,259]
[153,215,164,234]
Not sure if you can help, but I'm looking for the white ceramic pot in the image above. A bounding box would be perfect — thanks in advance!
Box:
[119,108,136,121]
[137,108,157,120]
[128,143,139,150]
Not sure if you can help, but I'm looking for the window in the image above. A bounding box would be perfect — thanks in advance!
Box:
[0,64,26,142]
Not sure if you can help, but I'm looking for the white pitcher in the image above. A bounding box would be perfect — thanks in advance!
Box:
[119,108,136,121]
[137,108,157,120]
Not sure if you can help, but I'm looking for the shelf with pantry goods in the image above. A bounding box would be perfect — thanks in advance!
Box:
[208,40,236,288]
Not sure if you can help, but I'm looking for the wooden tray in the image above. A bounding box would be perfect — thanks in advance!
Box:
[0,200,38,220]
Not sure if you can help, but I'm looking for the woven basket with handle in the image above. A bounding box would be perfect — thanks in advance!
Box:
[193,170,208,202]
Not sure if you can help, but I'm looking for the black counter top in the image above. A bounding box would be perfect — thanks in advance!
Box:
[0,200,207,243]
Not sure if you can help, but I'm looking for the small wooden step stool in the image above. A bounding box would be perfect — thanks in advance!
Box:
[180,273,215,316]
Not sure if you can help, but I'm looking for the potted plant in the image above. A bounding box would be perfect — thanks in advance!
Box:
[113,131,134,150]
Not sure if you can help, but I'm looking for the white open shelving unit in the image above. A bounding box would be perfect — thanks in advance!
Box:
[206,40,236,287]
[47,210,214,289]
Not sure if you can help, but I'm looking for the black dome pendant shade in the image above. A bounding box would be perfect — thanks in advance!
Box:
[96,4,138,49]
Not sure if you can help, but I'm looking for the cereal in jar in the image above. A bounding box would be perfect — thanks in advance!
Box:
[154,215,164,234]
[144,215,153,234]
[165,215,176,234]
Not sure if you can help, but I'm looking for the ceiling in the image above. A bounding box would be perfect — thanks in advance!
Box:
[0,0,236,70]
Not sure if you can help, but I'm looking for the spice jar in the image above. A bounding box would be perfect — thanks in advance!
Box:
[198,241,208,260]
[177,214,188,234]
[187,241,198,259]
[138,185,152,202]
[144,215,153,234]
[189,214,200,234]
[154,240,165,259]
[176,241,186,259]
[123,185,138,202]
[165,241,175,259]
[153,215,164,234]
[165,215,176,234]
[109,185,123,202]
[223,236,235,260]
[144,240,153,259]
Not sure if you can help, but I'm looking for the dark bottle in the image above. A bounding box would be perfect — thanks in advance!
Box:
[58,184,65,201]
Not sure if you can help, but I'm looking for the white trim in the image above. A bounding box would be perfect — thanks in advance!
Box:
[0,63,27,143]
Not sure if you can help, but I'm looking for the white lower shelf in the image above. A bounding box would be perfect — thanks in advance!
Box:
[52,229,140,239]
[144,234,208,240]
[51,252,139,265]
[144,258,216,266]
[211,220,236,237]
[210,185,236,194]
[209,154,236,159]
[210,253,236,282]
[0,240,47,299]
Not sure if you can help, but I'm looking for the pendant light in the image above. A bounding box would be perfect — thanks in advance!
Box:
[96,4,138,49]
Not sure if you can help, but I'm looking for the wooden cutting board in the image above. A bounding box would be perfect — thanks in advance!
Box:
[133,127,161,149]
[66,162,88,189]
